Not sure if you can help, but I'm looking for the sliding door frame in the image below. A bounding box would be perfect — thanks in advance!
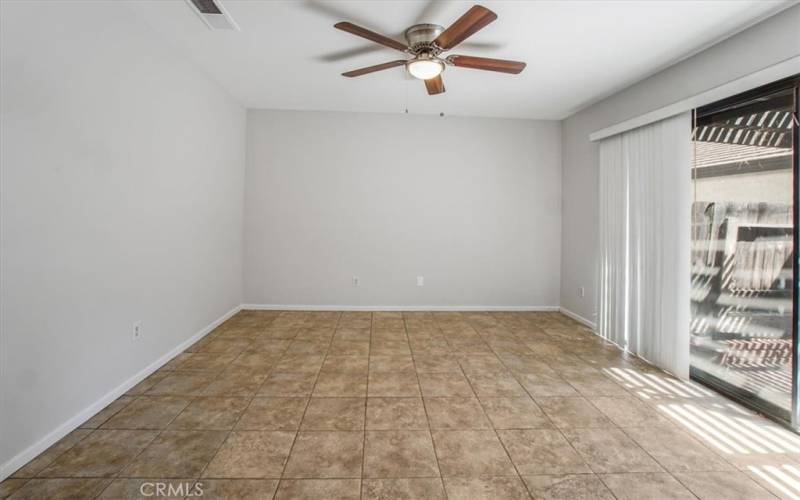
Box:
[690,74,800,430]
[792,78,799,429]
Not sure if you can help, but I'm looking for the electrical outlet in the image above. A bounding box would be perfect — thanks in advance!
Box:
[132,321,142,341]
[417,276,424,287]
[352,276,360,287]
[579,287,585,298]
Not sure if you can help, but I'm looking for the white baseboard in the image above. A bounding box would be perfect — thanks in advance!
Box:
[559,307,597,331]
[242,304,561,312]
[0,304,241,481]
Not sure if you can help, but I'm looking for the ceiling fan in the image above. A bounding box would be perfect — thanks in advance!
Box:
[334,5,526,95]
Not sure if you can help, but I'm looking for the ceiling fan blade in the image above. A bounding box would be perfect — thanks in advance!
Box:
[434,5,497,50]
[342,60,407,77]
[447,55,526,74]
[334,22,408,52]
[304,0,370,25]
[317,45,383,63]
[425,75,445,95]
[460,41,506,50]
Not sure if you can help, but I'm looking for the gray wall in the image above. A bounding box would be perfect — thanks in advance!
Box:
[244,110,562,308]
[1,1,246,473]
[560,4,800,325]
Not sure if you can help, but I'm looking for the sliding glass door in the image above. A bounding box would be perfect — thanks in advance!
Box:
[690,76,798,425]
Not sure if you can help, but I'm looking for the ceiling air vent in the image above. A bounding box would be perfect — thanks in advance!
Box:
[185,0,240,31]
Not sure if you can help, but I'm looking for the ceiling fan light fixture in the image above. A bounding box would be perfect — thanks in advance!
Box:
[406,57,445,80]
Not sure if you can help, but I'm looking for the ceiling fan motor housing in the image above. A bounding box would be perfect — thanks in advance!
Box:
[336,5,526,94]
[405,24,445,55]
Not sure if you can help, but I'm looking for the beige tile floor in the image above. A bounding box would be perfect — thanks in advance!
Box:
[3,310,799,499]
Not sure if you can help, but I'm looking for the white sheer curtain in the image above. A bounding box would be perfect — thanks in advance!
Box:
[597,112,691,378]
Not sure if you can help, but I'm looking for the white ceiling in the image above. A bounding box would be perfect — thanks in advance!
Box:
[130,0,792,119]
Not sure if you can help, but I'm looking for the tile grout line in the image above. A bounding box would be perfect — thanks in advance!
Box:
[518,313,640,497]
[499,312,626,500]
[405,313,448,499]
[89,404,179,497]
[547,314,721,498]
[359,311,372,499]
[576,315,756,499]
[192,313,289,493]
[464,314,535,499]
[274,312,341,494]
[19,381,152,485]
[509,313,698,499]
[11,425,97,484]
[95,312,282,498]
[249,313,300,498]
